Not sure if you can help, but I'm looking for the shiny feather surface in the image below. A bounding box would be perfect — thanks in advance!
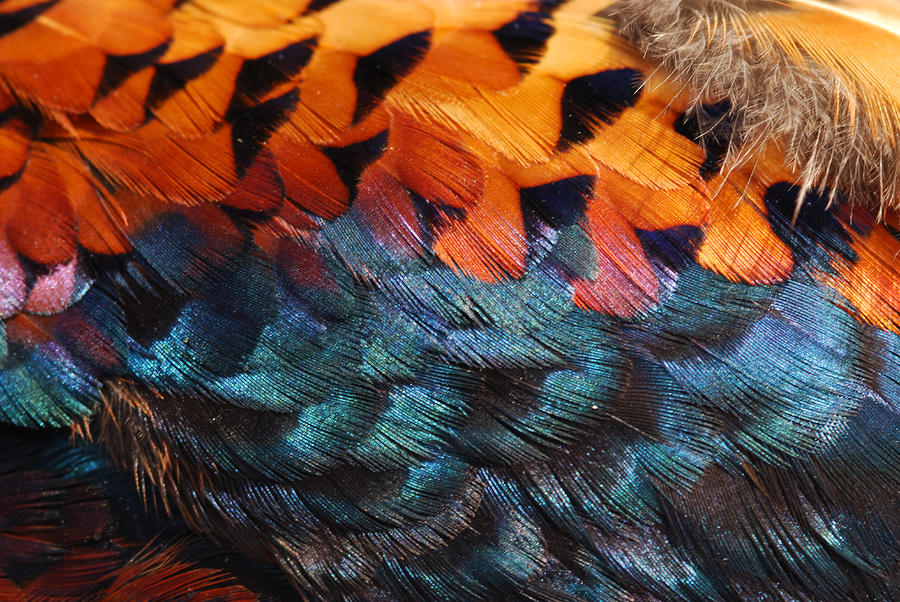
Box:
[612,0,900,215]
[2,0,900,599]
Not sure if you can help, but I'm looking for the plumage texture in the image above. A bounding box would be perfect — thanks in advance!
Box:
[610,0,900,216]
[2,0,900,599]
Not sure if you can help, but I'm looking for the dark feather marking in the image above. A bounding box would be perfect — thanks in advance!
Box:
[232,87,300,177]
[0,0,57,37]
[103,218,197,348]
[227,39,315,174]
[352,30,432,124]
[101,386,312,481]
[635,226,704,273]
[538,1,570,12]
[673,101,733,180]
[408,188,466,248]
[86,209,247,349]
[96,40,172,103]
[16,254,48,289]
[146,46,224,110]
[520,176,593,229]
[303,0,342,13]
[373,506,500,600]
[763,182,857,264]
[229,38,316,109]
[0,103,16,126]
[322,129,390,202]
[558,68,643,150]
[520,176,594,265]
[121,285,190,350]
[0,155,26,195]
[492,12,555,76]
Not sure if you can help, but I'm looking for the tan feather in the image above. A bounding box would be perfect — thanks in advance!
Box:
[610,0,900,217]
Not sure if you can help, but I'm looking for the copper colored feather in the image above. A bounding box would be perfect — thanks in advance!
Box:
[4,0,900,599]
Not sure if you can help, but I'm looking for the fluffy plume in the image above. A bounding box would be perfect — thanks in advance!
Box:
[609,0,900,217]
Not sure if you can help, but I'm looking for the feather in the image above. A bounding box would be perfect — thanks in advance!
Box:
[610,0,900,216]
[3,0,900,599]
[0,424,290,599]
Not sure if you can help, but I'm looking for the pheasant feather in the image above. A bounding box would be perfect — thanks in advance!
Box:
[2,0,900,599]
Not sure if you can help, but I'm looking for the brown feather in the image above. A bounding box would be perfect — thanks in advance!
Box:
[610,0,900,216]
